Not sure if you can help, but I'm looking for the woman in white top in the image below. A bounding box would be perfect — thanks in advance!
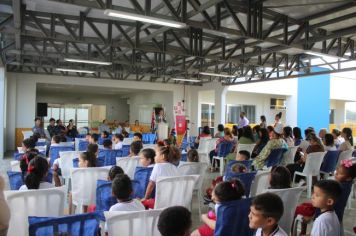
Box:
[283,126,294,147]
[19,156,54,190]
[143,145,180,199]
[112,134,124,150]
[338,127,354,152]
[323,133,337,151]
[274,112,282,127]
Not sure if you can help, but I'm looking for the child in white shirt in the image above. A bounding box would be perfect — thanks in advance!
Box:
[112,134,124,150]
[139,148,155,168]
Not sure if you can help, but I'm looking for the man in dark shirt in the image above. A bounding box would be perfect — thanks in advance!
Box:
[47,118,56,137]
[54,119,67,135]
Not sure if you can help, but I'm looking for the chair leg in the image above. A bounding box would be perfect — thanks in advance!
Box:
[198,190,202,219]
[220,158,224,176]
[292,173,296,186]
[307,175,313,198]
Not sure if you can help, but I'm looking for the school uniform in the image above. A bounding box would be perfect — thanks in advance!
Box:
[255,225,288,236]
[19,182,55,190]
[311,211,341,236]
[149,163,180,182]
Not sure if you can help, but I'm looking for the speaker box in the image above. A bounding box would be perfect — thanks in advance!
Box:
[37,103,48,117]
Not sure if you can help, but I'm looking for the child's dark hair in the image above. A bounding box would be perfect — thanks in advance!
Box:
[252,192,284,221]
[25,156,49,189]
[158,206,192,236]
[187,149,199,162]
[133,132,142,140]
[213,179,245,202]
[52,135,61,144]
[276,112,282,119]
[140,148,155,165]
[314,180,342,202]
[87,143,99,154]
[80,151,96,167]
[238,150,250,160]
[23,138,36,149]
[293,127,302,139]
[108,166,124,181]
[270,165,291,189]
[114,133,124,141]
[91,133,99,142]
[324,133,334,146]
[122,131,129,138]
[60,135,67,142]
[341,161,356,179]
[157,145,181,164]
[342,127,353,146]
[130,141,143,155]
[101,131,109,138]
[103,139,112,149]
[217,124,224,132]
[20,151,39,180]
[112,174,132,200]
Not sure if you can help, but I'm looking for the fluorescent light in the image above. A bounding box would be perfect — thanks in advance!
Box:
[199,72,236,78]
[56,68,96,73]
[64,58,112,65]
[104,9,187,29]
[173,78,200,82]
[305,51,342,60]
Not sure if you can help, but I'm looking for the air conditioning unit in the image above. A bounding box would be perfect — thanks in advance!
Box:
[270,98,286,110]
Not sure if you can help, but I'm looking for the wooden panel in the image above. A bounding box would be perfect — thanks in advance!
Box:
[15,128,32,149]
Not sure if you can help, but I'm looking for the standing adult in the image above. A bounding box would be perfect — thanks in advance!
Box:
[98,119,110,133]
[274,112,282,127]
[67,119,78,138]
[47,118,56,137]
[32,117,46,138]
[237,112,249,129]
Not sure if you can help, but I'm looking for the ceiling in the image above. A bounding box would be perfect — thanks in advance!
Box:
[1,0,356,85]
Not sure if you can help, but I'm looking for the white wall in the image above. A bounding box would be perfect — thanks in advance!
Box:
[36,91,129,121]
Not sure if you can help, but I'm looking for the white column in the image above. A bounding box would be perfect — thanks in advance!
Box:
[0,67,6,158]
[214,86,228,131]
[334,100,345,125]
[285,78,298,127]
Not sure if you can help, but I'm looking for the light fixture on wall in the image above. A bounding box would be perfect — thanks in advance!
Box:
[173,78,200,82]
[64,58,112,65]
[104,9,187,29]
[56,68,96,73]
[199,72,237,78]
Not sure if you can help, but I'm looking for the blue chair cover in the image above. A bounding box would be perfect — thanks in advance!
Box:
[76,134,86,139]
[353,150,356,157]
[28,213,100,236]
[265,148,285,167]
[142,133,156,144]
[225,160,253,176]
[78,140,89,151]
[96,180,117,221]
[7,171,53,190]
[181,153,187,162]
[98,150,123,166]
[73,158,79,168]
[36,141,47,146]
[121,145,130,157]
[180,137,189,151]
[133,167,153,198]
[98,137,110,145]
[320,150,340,173]
[96,156,105,167]
[217,141,234,157]
[49,146,75,166]
[131,179,141,199]
[214,198,255,236]
[224,172,257,197]
[65,136,74,142]
[189,136,197,148]
[13,152,23,160]
[128,133,134,138]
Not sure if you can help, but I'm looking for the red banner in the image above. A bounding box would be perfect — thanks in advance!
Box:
[175,115,186,135]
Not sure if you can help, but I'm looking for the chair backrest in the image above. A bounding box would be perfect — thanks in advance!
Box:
[96,180,117,221]
[281,146,299,165]
[236,144,256,154]
[266,187,304,234]
[22,130,33,139]
[4,186,66,236]
[154,175,198,210]
[337,149,354,166]
[197,137,212,153]
[105,209,162,236]
[133,167,154,198]
[11,160,21,171]
[14,152,23,160]
[121,145,131,157]
[49,146,75,166]
[250,170,270,197]
[28,213,100,236]
[178,162,208,190]
[265,148,285,167]
[181,152,187,161]
[7,171,23,190]
[216,141,234,157]
[71,167,110,206]
[320,150,341,174]
[224,172,257,197]
[75,138,86,151]
[214,198,254,236]
[142,133,157,144]
[116,157,140,179]
[98,149,123,166]
[78,140,89,151]
[302,152,326,176]
[207,138,219,152]
[225,160,253,175]
[123,138,133,145]
[58,151,82,179]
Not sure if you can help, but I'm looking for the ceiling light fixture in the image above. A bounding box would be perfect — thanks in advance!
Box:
[199,72,236,78]
[64,58,112,65]
[56,68,96,73]
[305,51,343,60]
[104,9,187,29]
[173,78,200,82]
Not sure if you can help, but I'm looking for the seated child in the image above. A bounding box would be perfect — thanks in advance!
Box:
[129,141,143,157]
[89,134,99,144]
[192,179,245,236]
[249,192,287,236]
[236,150,250,161]
[101,131,109,139]
[50,135,61,146]
[309,180,342,236]
[158,206,192,236]
[79,151,96,168]
[19,156,54,190]
[133,132,142,142]
[112,134,124,150]
[87,143,99,156]
[139,148,155,167]
[108,166,124,181]
[269,165,291,189]
[187,149,199,162]
[103,139,112,150]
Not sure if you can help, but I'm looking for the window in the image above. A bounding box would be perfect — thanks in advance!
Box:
[226,105,256,123]
[43,104,91,128]
[201,104,215,127]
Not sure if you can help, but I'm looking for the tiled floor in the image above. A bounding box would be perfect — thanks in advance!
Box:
[1,155,355,235]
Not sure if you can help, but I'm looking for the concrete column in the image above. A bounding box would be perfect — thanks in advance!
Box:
[214,86,228,132]
[334,100,345,125]
[0,68,5,158]
[285,78,298,127]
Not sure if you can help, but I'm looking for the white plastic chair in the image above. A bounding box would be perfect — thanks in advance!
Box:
[10,160,20,171]
[4,186,66,236]
[250,170,270,197]
[154,175,199,210]
[105,209,162,236]
[236,143,256,155]
[143,144,156,149]
[196,137,211,163]
[71,167,110,211]
[75,138,86,151]
[281,146,299,165]
[337,149,353,166]
[22,130,33,139]
[58,142,75,147]
[123,138,134,145]
[116,157,140,179]
[265,187,304,234]
[178,162,208,216]
[293,151,326,198]
[58,151,83,179]
[199,138,218,165]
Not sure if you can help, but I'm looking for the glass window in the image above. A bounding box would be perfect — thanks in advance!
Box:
[226,105,256,124]
[201,104,215,128]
